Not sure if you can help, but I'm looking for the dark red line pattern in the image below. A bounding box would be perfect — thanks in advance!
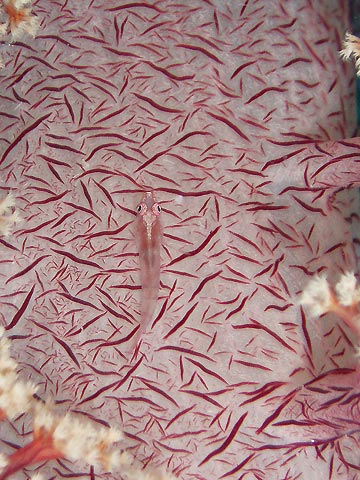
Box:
[1,1,358,479]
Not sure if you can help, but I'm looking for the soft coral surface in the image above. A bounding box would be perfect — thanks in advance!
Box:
[1,1,360,479]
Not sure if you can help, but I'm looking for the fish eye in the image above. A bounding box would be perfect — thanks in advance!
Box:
[137,203,147,214]
[153,203,161,215]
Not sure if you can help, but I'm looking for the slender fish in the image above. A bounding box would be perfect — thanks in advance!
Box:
[134,191,162,344]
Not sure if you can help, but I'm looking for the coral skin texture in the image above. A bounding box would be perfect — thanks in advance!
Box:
[1,1,360,479]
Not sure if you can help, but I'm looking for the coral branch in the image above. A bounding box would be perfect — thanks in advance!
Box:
[0,328,176,480]
[339,32,360,76]
[300,272,360,337]
[0,0,39,41]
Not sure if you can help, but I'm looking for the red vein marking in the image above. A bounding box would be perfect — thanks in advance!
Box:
[85,222,132,239]
[53,335,80,368]
[141,379,179,407]
[106,2,163,12]
[0,238,19,251]
[220,453,256,478]
[177,43,224,64]
[164,303,198,339]
[171,131,210,147]
[240,382,285,407]
[80,181,93,209]
[84,143,129,163]
[231,60,256,79]
[157,346,215,362]
[167,226,221,267]
[256,282,286,301]
[97,325,140,348]
[199,412,248,466]
[6,255,50,284]
[103,46,141,58]
[233,319,296,352]
[206,111,249,141]
[225,296,249,320]
[38,154,71,168]
[59,293,102,312]
[78,358,143,404]
[0,113,51,165]
[186,357,227,384]
[134,93,183,114]
[36,34,79,48]
[134,148,171,173]
[189,271,222,302]
[292,195,326,215]
[119,75,128,97]
[64,94,75,122]
[229,231,262,253]
[44,142,85,155]
[29,190,70,206]
[93,180,115,207]
[93,106,128,125]
[246,203,288,212]
[179,389,222,408]
[324,242,346,254]
[239,116,269,131]
[140,125,170,147]
[256,391,296,434]
[50,249,102,269]
[268,139,314,147]
[268,221,295,242]
[245,87,287,105]
[234,359,272,371]
[6,285,35,331]
[99,300,133,324]
[12,88,30,104]
[146,61,195,81]
[17,218,57,235]
[282,58,311,68]
[165,406,195,430]
[51,211,76,229]
[302,37,326,69]
[88,82,117,101]
[8,65,35,87]
[48,164,64,183]
[265,304,292,312]
[310,154,350,178]
[261,148,305,171]
[64,202,101,221]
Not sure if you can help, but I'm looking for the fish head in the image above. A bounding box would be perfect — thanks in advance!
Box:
[136,191,161,240]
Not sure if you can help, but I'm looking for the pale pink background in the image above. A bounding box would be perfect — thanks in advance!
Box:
[1,1,360,479]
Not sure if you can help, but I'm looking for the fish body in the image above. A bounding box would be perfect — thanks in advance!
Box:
[135,191,162,342]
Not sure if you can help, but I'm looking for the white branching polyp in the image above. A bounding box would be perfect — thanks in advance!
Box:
[300,275,332,317]
[0,0,39,41]
[0,326,36,419]
[300,272,360,339]
[335,272,360,306]
[0,327,175,480]
[339,32,360,76]
[0,194,21,236]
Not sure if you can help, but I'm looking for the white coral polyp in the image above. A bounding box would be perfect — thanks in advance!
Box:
[340,32,360,75]
[50,413,123,467]
[300,275,332,316]
[33,403,124,469]
[335,272,360,306]
[0,326,37,418]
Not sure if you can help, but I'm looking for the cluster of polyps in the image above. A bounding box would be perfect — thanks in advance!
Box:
[0,327,176,480]
[0,194,20,236]
[339,32,360,76]
[0,0,38,40]
[300,272,360,340]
